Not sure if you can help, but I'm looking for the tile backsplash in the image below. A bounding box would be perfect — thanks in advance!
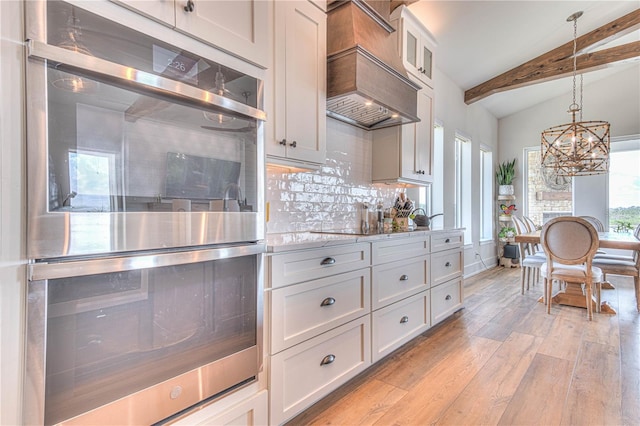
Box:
[266,119,408,234]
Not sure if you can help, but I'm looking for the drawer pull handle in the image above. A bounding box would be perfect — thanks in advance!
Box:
[320,354,336,366]
[290,140,297,148]
[320,257,336,266]
[400,274,409,281]
[445,238,451,243]
[400,316,409,324]
[445,294,452,301]
[445,262,451,267]
[320,297,336,307]
[183,0,195,12]
[278,138,287,146]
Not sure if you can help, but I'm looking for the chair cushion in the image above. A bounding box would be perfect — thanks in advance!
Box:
[522,253,546,268]
[591,258,638,275]
[541,262,603,282]
[594,253,634,262]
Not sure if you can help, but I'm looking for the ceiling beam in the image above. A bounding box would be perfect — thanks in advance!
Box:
[464,8,640,104]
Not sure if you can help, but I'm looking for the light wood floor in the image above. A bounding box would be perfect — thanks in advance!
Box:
[286,266,640,425]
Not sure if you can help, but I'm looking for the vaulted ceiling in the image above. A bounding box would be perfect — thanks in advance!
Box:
[407,1,640,119]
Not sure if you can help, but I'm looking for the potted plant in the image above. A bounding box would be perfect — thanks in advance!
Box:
[496,159,516,195]
[498,226,516,242]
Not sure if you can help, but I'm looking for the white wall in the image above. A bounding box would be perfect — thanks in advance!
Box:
[498,64,640,219]
[0,1,26,424]
[433,67,499,275]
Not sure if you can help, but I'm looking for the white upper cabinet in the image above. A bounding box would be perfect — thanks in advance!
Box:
[391,5,436,88]
[372,76,434,185]
[111,0,269,68]
[268,0,327,168]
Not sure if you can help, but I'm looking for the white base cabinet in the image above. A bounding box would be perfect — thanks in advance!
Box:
[429,231,464,325]
[370,235,431,362]
[267,231,464,424]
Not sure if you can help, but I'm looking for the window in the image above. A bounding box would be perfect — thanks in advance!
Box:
[480,145,493,241]
[68,149,117,211]
[455,134,472,244]
[524,147,572,225]
[609,138,640,231]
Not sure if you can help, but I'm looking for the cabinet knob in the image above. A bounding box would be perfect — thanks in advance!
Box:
[445,294,452,301]
[418,67,424,72]
[320,297,336,307]
[279,138,287,146]
[445,261,451,267]
[445,238,450,243]
[183,0,195,12]
[400,316,409,324]
[290,141,297,148]
[320,354,336,366]
[399,274,409,281]
[320,257,336,266]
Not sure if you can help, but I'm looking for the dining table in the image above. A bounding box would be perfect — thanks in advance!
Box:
[515,230,640,315]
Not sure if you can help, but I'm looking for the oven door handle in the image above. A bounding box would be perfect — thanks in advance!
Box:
[26,40,267,122]
[29,243,266,281]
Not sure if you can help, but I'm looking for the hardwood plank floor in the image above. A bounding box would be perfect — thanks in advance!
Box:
[286,266,640,426]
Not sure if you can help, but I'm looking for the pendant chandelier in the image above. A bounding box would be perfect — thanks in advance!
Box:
[541,11,610,177]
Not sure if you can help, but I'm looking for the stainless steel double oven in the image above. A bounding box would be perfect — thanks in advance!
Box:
[23,1,265,424]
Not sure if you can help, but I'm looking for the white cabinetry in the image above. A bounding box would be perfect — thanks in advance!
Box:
[371,78,434,184]
[170,390,268,426]
[391,5,436,88]
[268,0,327,168]
[267,243,371,425]
[111,0,269,68]
[429,231,464,325]
[370,236,431,362]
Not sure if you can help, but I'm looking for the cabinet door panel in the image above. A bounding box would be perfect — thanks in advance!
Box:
[271,1,326,166]
[415,85,434,181]
[175,0,268,68]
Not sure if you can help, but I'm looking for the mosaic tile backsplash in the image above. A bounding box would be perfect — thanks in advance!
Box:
[266,119,408,234]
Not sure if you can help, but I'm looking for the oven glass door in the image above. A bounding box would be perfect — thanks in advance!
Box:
[28,250,260,425]
[26,0,265,259]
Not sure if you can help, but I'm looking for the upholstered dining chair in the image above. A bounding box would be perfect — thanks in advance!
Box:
[523,216,543,254]
[540,216,603,320]
[592,223,640,312]
[512,216,546,296]
[579,215,606,232]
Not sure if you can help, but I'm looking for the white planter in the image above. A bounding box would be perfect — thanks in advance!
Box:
[498,185,514,195]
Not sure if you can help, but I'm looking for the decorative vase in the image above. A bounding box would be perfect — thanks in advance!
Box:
[498,185,514,196]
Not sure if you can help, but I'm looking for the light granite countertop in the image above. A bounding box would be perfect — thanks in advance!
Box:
[266,227,460,253]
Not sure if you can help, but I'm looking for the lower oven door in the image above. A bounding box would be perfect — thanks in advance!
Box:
[24,244,264,426]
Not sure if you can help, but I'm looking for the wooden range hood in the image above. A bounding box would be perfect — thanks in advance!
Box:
[327,0,420,130]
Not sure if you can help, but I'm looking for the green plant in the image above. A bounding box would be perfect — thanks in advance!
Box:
[496,159,516,185]
[498,227,516,239]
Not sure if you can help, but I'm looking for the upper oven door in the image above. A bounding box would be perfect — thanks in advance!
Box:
[25,0,266,260]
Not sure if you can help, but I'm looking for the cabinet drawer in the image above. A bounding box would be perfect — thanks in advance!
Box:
[430,231,463,252]
[270,317,371,425]
[270,243,370,288]
[372,256,429,310]
[270,268,371,354]
[431,278,463,325]
[172,390,267,426]
[371,236,429,265]
[372,291,430,362]
[431,248,463,287]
